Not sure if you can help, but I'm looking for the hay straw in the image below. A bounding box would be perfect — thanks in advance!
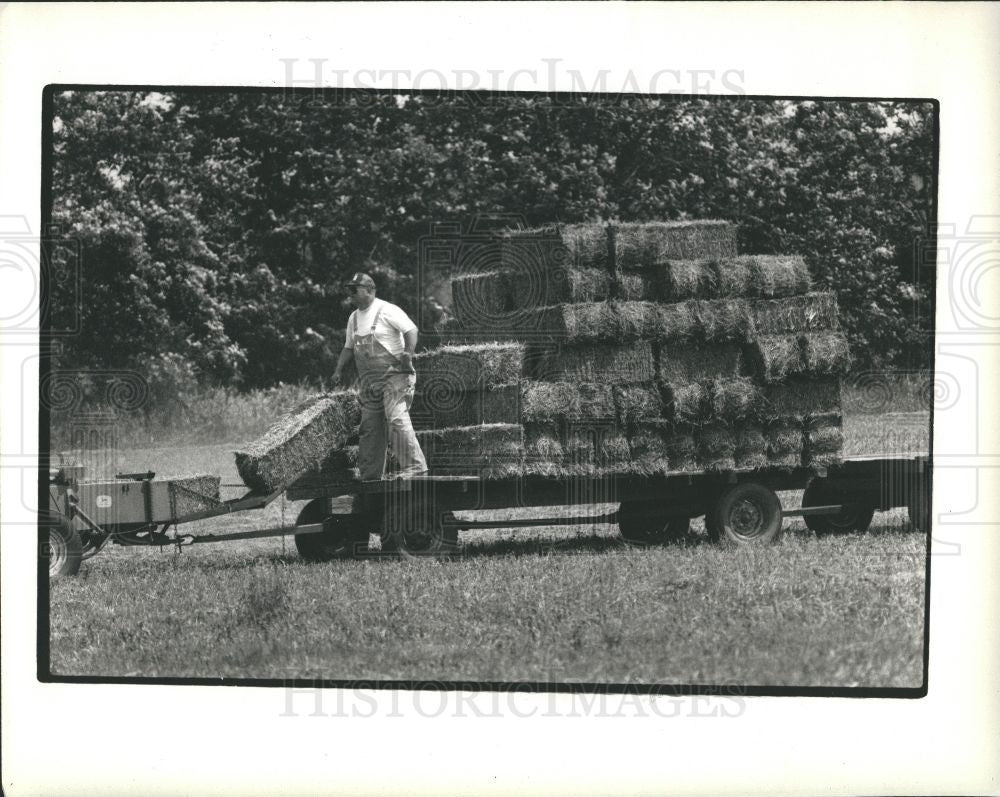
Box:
[751,255,812,298]
[521,381,616,422]
[697,424,736,471]
[499,224,608,270]
[508,266,613,309]
[411,384,521,430]
[748,292,839,335]
[533,340,656,384]
[734,427,768,470]
[659,259,718,300]
[617,272,655,301]
[710,376,760,422]
[417,423,524,477]
[713,257,755,297]
[666,425,698,472]
[802,416,845,466]
[765,421,804,455]
[658,343,743,383]
[235,389,361,493]
[613,383,664,425]
[663,382,707,423]
[801,332,852,375]
[415,343,525,390]
[451,271,510,324]
[690,298,751,341]
[612,221,738,269]
[760,377,842,422]
[625,420,672,476]
[750,334,804,383]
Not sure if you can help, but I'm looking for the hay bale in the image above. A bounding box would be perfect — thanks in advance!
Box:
[523,422,597,476]
[751,255,812,298]
[613,383,664,425]
[802,418,845,467]
[748,292,839,335]
[750,334,804,383]
[697,424,736,471]
[690,298,751,341]
[521,381,616,422]
[663,382,706,423]
[710,376,760,422]
[499,224,608,270]
[508,266,613,309]
[626,420,672,476]
[713,257,755,297]
[415,343,525,390]
[451,271,510,325]
[734,427,768,470]
[533,340,656,384]
[801,332,852,375]
[617,272,655,301]
[665,426,698,471]
[417,423,524,478]
[659,259,718,300]
[411,384,520,430]
[761,377,842,422]
[649,302,698,340]
[595,426,632,467]
[659,343,743,383]
[765,421,804,455]
[235,390,362,493]
[612,221,738,269]
[765,421,803,469]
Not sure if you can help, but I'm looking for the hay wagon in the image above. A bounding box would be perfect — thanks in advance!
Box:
[46,451,931,577]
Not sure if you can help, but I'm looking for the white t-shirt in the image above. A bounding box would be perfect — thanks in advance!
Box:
[344,298,416,358]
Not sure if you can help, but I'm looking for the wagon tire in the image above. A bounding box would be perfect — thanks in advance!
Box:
[47,518,82,579]
[380,497,460,561]
[617,501,690,545]
[294,499,367,562]
[707,482,783,547]
[802,478,875,535]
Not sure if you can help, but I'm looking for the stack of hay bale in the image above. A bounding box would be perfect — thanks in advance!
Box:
[235,220,850,490]
[431,219,850,478]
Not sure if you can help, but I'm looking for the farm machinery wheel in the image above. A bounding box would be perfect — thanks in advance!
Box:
[379,495,459,561]
[46,517,82,579]
[617,501,690,545]
[802,477,875,535]
[294,499,368,562]
[707,482,783,547]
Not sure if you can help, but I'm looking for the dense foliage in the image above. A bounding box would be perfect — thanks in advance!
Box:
[50,91,935,394]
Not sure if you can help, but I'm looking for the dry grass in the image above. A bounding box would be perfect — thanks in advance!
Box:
[612,384,664,425]
[709,376,760,422]
[411,384,521,430]
[751,334,804,383]
[450,271,510,324]
[521,381,616,422]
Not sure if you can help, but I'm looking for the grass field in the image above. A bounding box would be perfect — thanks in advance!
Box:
[47,395,930,688]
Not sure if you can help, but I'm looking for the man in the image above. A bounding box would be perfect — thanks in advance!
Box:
[332,272,428,480]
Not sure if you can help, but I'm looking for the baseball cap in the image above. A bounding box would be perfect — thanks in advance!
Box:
[345,272,376,289]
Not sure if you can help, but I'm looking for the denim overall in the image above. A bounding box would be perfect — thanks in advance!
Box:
[352,304,427,480]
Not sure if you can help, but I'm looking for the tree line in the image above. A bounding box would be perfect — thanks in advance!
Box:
[49,90,935,403]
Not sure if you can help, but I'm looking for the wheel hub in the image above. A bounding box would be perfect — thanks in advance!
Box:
[730,499,763,538]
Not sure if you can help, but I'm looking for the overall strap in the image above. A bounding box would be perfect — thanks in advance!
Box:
[369,301,385,333]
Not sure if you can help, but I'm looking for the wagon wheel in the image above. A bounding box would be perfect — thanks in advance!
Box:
[707,482,783,547]
[294,499,368,562]
[617,501,691,545]
[801,477,875,535]
[46,517,82,579]
[380,495,460,560]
